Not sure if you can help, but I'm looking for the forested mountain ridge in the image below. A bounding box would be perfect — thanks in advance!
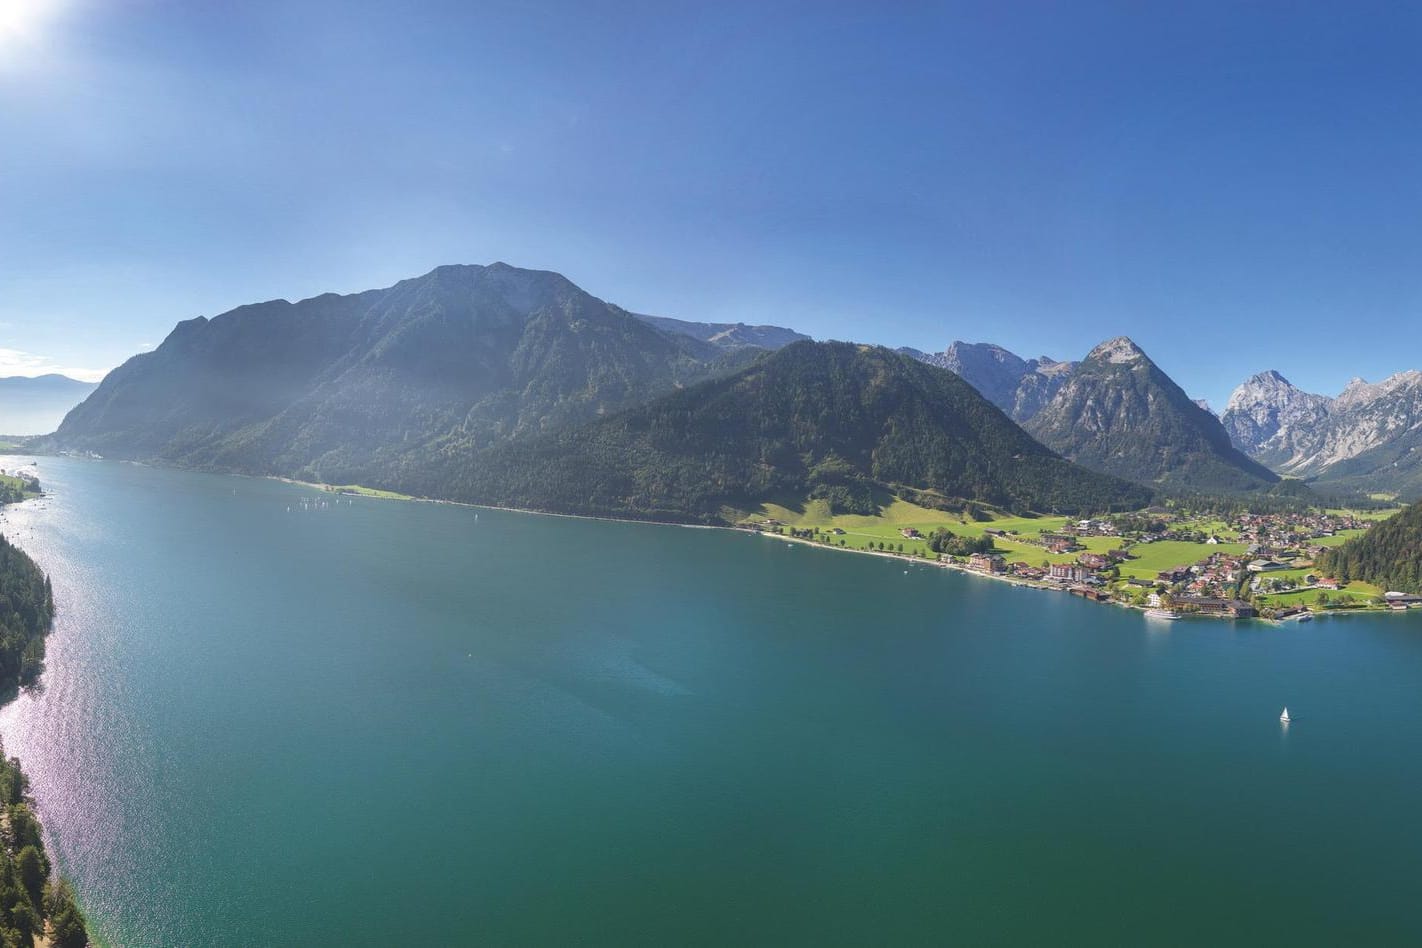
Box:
[426,341,1152,523]
[52,263,760,486]
[1024,337,1279,492]
[1316,504,1422,593]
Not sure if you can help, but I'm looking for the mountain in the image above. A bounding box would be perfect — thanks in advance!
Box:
[634,314,809,350]
[0,375,98,436]
[52,263,761,484]
[1221,370,1337,470]
[1024,337,1280,492]
[1316,503,1422,593]
[1221,369,1422,497]
[899,342,1074,422]
[431,341,1152,523]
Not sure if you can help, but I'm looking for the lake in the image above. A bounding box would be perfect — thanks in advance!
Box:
[1,457,1420,945]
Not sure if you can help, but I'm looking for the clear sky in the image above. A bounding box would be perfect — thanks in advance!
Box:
[2,1,1420,408]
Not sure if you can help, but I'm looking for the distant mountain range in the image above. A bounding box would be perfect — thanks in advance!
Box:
[633,314,809,350]
[0,374,98,436]
[48,263,1150,521]
[900,337,1276,493]
[1222,369,1422,497]
[58,259,1422,516]
[897,342,1075,423]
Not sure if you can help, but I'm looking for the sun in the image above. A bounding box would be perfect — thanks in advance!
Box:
[0,0,65,48]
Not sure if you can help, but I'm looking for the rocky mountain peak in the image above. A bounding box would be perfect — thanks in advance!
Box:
[1085,336,1146,364]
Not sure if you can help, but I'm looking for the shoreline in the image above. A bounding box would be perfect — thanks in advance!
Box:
[270,472,1422,625]
[48,457,1422,625]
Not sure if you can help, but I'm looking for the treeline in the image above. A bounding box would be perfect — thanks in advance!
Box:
[0,531,88,947]
[927,528,996,556]
[0,535,52,690]
[0,746,87,947]
[1158,483,1318,519]
[0,481,37,508]
[1317,504,1422,593]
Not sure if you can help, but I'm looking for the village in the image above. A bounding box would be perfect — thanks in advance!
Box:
[749,503,1410,621]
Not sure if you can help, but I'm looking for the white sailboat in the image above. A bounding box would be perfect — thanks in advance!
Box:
[1280,707,1291,724]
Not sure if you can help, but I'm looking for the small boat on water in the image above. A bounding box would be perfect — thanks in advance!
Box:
[1297,613,1313,623]
[1280,707,1291,724]
[1145,608,1180,620]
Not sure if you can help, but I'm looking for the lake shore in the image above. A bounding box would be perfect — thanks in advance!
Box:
[267,471,1422,625]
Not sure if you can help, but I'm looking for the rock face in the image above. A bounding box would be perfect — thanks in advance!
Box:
[898,341,1075,422]
[1222,369,1422,497]
[1023,337,1278,492]
[1221,370,1335,470]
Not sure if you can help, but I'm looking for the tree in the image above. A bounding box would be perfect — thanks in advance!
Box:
[14,847,44,912]
[44,880,87,948]
[6,807,40,853]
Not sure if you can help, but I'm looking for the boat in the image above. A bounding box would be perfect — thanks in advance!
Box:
[1297,613,1313,623]
[1144,608,1180,620]
[1280,707,1291,724]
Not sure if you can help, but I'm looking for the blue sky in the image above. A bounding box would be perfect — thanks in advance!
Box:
[2,1,1420,409]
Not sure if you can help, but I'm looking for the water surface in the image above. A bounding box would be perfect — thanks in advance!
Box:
[1,458,1420,945]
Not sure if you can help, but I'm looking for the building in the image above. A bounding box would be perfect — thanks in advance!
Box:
[968,552,1006,573]
[1177,596,1257,619]
[1049,563,1088,583]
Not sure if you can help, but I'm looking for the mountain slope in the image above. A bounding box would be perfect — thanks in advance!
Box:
[899,342,1074,422]
[1025,337,1279,492]
[1221,369,1422,497]
[432,341,1152,523]
[53,263,758,484]
[1316,504,1422,592]
[1221,370,1334,467]
[0,375,97,436]
[635,314,809,350]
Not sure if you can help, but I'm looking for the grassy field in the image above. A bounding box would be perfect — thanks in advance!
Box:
[1254,579,1384,610]
[749,497,1398,590]
[0,474,39,498]
[324,484,414,501]
[1115,540,1247,580]
[1325,507,1403,521]
[1310,529,1370,548]
[753,499,1138,564]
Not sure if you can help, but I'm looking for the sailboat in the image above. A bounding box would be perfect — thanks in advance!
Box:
[1280,707,1291,724]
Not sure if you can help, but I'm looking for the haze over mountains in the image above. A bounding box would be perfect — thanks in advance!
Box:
[0,375,98,436]
[47,263,1148,521]
[46,260,1422,511]
[55,263,766,483]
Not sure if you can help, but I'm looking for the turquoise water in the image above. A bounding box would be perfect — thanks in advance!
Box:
[0,457,1420,945]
